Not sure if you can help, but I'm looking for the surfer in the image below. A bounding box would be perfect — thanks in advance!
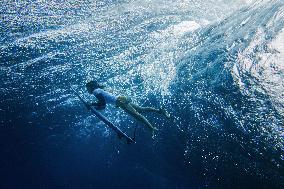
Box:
[86,80,170,137]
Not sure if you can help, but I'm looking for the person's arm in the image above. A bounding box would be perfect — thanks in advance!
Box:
[90,93,106,110]
[90,102,105,110]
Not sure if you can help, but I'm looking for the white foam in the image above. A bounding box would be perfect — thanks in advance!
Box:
[170,21,201,35]
[270,28,284,64]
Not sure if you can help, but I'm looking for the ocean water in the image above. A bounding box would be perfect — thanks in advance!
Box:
[0,0,283,188]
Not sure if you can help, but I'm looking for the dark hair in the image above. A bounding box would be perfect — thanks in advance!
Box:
[86,80,104,92]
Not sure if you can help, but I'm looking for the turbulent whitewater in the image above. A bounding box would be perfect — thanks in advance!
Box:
[0,0,283,189]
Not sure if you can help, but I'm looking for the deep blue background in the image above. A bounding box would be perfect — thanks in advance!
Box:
[1,0,284,188]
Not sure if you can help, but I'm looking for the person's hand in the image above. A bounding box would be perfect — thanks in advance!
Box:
[86,103,91,110]
[94,105,105,110]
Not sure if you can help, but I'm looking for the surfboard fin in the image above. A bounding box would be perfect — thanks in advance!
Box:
[127,139,132,144]
[117,133,123,139]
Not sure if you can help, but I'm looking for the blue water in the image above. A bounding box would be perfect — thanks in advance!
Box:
[1,0,284,188]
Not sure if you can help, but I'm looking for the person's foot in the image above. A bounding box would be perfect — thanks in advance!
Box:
[159,108,170,118]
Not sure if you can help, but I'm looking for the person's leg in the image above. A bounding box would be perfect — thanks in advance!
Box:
[130,103,160,113]
[130,103,170,118]
[119,103,158,132]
